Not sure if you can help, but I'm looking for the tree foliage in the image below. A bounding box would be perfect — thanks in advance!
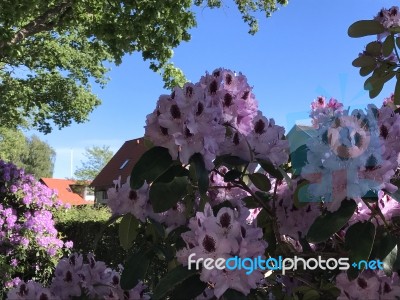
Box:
[0,0,288,133]
[0,127,55,178]
[74,145,114,181]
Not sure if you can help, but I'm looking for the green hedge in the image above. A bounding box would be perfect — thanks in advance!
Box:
[54,205,167,287]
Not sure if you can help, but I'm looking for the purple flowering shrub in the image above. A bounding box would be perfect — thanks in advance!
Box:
[7,7,400,299]
[0,161,72,293]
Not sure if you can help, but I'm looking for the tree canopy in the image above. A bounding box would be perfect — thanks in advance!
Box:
[0,127,55,178]
[74,145,114,181]
[0,0,288,133]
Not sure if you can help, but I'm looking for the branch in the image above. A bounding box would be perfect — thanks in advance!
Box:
[0,0,73,51]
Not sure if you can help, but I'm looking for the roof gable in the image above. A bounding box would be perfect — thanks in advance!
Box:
[40,178,91,205]
[90,138,149,188]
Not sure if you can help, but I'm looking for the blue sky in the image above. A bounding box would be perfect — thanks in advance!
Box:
[29,0,397,178]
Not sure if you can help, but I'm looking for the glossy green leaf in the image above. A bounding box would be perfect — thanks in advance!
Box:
[366,41,382,56]
[130,146,172,189]
[306,199,357,243]
[214,155,249,167]
[149,177,188,212]
[118,214,139,250]
[302,290,320,300]
[190,153,209,195]
[382,34,395,57]
[359,64,376,77]
[152,265,198,300]
[121,249,152,290]
[154,164,189,183]
[395,75,400,105]
[248,173,271,192]
[169,275,207,299]
[290,144,308,175]
[352,55,376,67]
[348,20,385,37]
[224,169,242,182]
[257,158,283,180]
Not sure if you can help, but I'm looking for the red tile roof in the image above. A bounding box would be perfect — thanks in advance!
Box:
[40,178,93,206]
[90,138,149,189]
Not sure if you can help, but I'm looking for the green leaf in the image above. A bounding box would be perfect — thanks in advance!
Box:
[290,144,308,175]
[222,289,247,300]
[348,20,385,38]
[359,65,376,77]
[248,173,271,192]
[257,158,283,180]
[149,177,188,213]
[302,290,320,300]
[118,214,139,250]
[306,199,357,243]
[130,147,173,189]
[382,35,395,57]
[242,196,262,208]
[224,169,242,182]
[214,155,249,167]
[154,164,189,183]
[120,249,152,290]
[395,75,400,105]
[190,153,209,195]
[373,232,399,275]
[169,275,207,299]
[345,221,376,280]
[366,41,382,56]
[352,55,376,67]
[152,265,198,300]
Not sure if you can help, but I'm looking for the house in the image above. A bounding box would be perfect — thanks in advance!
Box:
[90,138,149,204]
[40,178,94,206]
[286,124,317,153]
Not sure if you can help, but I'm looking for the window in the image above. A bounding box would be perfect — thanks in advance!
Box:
[119,159,130,169]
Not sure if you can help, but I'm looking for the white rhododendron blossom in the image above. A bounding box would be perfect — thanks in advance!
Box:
[176,203,267,298]
[145,68,289,169]
[7,253,150,300]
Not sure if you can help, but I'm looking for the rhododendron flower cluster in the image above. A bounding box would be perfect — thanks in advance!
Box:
[0,160,72,290]
[176,203,267,298]
[302,100,400,212]
[336,270,400,300]
[7,253,149,300]
[107,176,186,232]
[145,68,289,169]
[273,179,321,239]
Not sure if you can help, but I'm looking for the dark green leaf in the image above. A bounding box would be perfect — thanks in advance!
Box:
[222,289,247,300]
[345,221,376,280]
[290,144,308,175]
[212,200,235,215]
[352,56,376,67]
[366,41,382,56]
[293,180,311,207]
[149,177,188,213]
[242,196,262,208]
[306,199,357,243]
[348,20,385,38]
[152,265,198,300]
[224,169,242,182]
[154,164,189,183]
[214,155,249,167]
[257,158,283,180]
[248,173,271,192]
[121,249,152,289]
[382,35,395,57]
[395,75,400,105]
[118,214,139,250]
[302,290,320,300]
[190,153,209,195]
[373,232,399,275]
[130,147,172,189]
[359,65,376,77]
[396,37,400,49]
[169,275,207,299]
